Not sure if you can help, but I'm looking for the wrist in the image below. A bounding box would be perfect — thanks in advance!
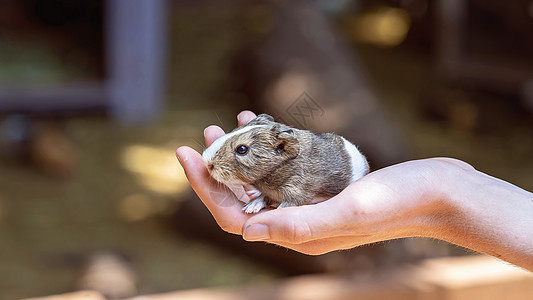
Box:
[433,163,533,269]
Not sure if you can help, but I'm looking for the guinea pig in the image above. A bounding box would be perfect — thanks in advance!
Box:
[202,114,369,214]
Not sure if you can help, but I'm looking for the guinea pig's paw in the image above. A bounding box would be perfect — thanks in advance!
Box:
[242,196,266,214]
[245,189,262,200]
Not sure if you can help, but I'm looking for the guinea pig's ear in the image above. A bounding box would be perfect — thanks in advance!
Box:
[249,114,275,125]
[276,129,299,159]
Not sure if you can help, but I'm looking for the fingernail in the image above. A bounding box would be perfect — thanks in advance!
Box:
[243,224,270,241]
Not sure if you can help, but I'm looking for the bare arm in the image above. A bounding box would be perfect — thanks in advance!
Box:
[435,167,533,269]
[176,111,533,271]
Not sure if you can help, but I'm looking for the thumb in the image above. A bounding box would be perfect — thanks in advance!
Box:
[242,198,355,244]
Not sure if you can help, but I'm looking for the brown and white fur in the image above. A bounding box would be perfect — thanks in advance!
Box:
[202,114,369,213]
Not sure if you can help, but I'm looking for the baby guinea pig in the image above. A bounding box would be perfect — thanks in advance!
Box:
[202,114,369,214]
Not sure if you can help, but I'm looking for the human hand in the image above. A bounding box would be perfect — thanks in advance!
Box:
[175,111,478,255]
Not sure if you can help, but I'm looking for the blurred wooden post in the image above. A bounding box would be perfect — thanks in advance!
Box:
[434,0,465,77]
[247,0,409,168]
[433,0,533,92]
[106,0,168,123]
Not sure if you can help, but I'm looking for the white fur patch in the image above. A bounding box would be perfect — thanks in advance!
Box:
[246,189,262,200]
[202,125,267,164]
[341,137,369,183]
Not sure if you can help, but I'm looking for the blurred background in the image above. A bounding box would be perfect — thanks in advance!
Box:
[0,0,532,299]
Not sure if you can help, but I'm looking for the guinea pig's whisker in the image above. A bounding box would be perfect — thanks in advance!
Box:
[221,183,232,193]
[215,181,224,190]
[191,138,206,151]
[216,182,234,198]
[214,112,225,128]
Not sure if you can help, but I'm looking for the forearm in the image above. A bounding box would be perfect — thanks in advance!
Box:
[435,169,533,270]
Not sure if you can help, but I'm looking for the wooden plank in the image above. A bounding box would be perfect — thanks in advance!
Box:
[23,256,533,300]
[0,83,107,113]
[24,290,106,300]
[123,256,533,300]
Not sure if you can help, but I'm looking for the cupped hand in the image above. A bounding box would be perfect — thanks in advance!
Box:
[176,111,472,255]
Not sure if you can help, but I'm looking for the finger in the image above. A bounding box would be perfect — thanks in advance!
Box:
[175,146,224,203]
[242,197,356,244]
[204,125,225,147]
[203,111,255,148]
[237,110,257,126]
[176,146,249,234]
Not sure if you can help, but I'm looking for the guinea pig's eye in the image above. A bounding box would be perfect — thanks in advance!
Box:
[235,145,249,155]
